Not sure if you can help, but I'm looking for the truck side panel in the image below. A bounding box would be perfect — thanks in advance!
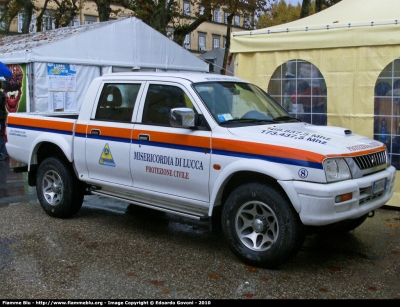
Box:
[6,114,76,168]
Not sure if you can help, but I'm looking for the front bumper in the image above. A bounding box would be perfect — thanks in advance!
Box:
[281,166,396,226]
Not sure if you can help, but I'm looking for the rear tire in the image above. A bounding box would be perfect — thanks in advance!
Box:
[222,183,306,269]
[36,157,84,218]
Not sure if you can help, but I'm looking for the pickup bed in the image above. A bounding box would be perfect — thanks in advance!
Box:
[6,72,396,269]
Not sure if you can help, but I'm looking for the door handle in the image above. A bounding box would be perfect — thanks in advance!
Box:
[91,129,100,135]
[138,134,149,141]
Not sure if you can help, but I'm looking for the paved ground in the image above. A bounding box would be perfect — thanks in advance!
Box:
[0,158,400,299]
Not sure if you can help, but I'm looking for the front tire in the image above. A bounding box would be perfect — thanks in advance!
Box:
[222,183,306,269]
[36,157,84,218]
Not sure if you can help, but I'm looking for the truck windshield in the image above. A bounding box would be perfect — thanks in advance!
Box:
[193,81,297,125]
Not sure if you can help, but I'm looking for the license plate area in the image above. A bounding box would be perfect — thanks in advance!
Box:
[372,178,387,195]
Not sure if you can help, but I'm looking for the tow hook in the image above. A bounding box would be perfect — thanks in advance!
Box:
[367,210,375,218]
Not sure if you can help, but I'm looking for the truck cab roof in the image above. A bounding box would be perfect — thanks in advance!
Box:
[101,72,245,84]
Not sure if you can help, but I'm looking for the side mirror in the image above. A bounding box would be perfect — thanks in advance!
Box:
[170,108,195,128]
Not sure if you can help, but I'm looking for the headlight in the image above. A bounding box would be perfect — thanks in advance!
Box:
[323,158,351,182]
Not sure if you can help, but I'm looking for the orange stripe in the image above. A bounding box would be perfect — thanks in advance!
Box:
[213,138,325,163]
[87,125,132,138]
[75,123,87,134]
[8,116,74,131]
[133,129,210,147]
[133,129,324,162]
[9,118,386,162]
[132,129,386,163]
[325,145,386,158]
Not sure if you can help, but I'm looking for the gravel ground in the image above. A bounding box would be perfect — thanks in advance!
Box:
[0,196,399,300]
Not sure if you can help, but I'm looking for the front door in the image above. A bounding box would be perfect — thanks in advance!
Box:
[131,82,211,202]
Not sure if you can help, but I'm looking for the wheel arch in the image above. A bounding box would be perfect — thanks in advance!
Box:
[28,142,74,187]
[221,170,285,203]
[209,159,293,213]
[27,132,73,167]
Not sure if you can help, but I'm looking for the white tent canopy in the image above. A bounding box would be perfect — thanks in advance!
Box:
[0,17,208,72]
[0,17,208,112]
[231,0,400,52]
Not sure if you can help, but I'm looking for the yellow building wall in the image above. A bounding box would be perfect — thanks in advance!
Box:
[191,22,245,55]
[234,45,400,206]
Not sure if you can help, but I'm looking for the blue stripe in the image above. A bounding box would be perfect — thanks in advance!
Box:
[132,139,322,169]
[15,124,322,169]
[75,132,86,138]
[76,132,131,143]
[86,134,131,143]
[213,149,323,169]
[7,124,73,136]
[131,139,210,154]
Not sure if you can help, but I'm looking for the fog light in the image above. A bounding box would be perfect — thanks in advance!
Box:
[335,193,352,203]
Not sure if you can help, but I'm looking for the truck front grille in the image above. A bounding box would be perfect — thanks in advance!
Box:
[352,150,387,170]
[359,186,384,205]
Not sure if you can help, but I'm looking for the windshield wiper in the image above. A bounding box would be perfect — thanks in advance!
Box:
[219,118,275,125]
[273,115,301,122]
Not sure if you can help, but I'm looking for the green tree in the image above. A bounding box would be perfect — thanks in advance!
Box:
[118,0,216,45]
[299,0,310,17]
[85,0,127,22]
[0,0,82,34]
[256,0,301,28]
[302,0,341,15]
[120,0,272,73]
[20,0,35,32]
[118,0,179,37]
[172,0,215,46]
[35,0,51,32]
[315,0,341,12]
[51,0,81,28]
[35,0,81,31]
[256,0,342,28]
[220,0,273,74]
[0,0,20,34]
[0,0,35,34]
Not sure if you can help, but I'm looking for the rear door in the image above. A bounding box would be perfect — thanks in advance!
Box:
[85,82,143,186]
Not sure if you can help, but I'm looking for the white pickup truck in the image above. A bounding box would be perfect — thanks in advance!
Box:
[5,72,396,269]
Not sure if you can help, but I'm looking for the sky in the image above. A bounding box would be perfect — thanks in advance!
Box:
[284,0,302,6]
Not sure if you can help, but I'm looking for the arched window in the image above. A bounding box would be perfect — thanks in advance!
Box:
[374,59,400,170]
[268,60,327,126]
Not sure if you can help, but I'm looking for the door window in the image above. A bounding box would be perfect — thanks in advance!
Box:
[95,83,140,122]
[141,84,191,126]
